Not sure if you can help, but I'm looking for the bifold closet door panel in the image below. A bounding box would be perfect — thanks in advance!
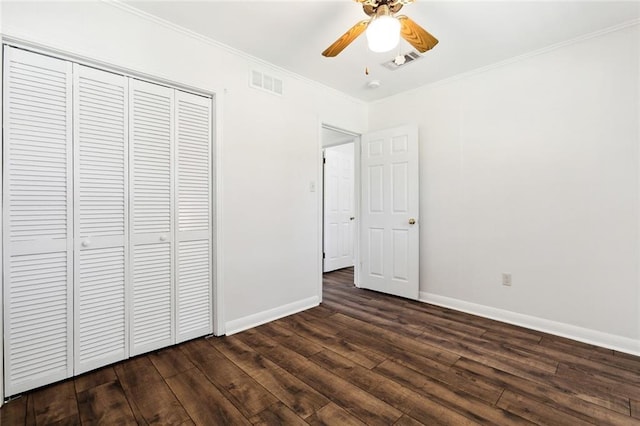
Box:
[129,79,175,356]
[2,47,73,395]
[175,91,213,343]
[73,64,129,374]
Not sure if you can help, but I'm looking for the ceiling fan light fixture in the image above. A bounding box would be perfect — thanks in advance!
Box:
[365,5,401,53]
[321,0,437,58]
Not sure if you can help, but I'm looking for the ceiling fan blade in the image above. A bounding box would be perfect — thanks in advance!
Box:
[397,15,438,53]
[322,20,369,57]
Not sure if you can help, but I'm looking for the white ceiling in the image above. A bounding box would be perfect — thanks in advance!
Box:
[125,1,640,102]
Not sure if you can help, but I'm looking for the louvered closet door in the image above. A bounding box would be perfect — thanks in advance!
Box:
[175,91,212,343]
[73,64,129,374]
[129,79,175,356]
[2,47,73,395]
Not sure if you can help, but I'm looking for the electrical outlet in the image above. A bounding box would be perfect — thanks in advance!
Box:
[502,273,512,287]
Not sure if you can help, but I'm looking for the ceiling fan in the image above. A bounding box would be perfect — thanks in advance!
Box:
[322,0,438,57]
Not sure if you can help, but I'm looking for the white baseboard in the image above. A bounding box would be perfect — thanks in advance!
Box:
[225,296,320,336]
[420,292,640,356]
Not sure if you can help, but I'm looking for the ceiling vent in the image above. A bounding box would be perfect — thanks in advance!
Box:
[250,70,283,96]
[381,51,422,71]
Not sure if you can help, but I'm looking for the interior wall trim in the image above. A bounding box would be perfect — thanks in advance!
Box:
[371,19,640,105]
[225,296,320,336]
[420,292,640,357]
[106,0,366,107]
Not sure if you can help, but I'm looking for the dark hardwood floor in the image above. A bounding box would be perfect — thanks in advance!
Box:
[2,267,640,425]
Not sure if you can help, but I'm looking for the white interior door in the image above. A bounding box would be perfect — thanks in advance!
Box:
[175,90,213,343]
[73,64,129,374]
[360,125,419,299]
[2,48,216,396]
[129,79,175,356]
[3,47,74,395]
[323,143,355,272]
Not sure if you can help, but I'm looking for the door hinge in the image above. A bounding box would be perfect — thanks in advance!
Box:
[323,157,326,164]
[323,252,326,259]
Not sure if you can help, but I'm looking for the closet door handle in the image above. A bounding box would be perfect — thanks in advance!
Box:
[159,235,168,242]
[81,239,90,248]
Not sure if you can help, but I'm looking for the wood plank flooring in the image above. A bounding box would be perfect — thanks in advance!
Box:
[2,267,640,425]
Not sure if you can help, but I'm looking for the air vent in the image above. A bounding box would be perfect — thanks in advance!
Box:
[250,70,283,96]
[381,51,422,70]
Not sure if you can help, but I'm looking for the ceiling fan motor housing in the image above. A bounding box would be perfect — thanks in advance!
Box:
[364,0,404,17]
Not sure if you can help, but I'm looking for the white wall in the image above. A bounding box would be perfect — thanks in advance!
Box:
[0,1,367,336]
[370,24,640,352]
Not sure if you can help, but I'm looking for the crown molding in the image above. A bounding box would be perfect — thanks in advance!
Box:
[372,18,640,105]
[105,0,367,107]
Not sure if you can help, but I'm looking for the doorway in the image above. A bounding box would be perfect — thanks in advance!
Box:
[321,126,360,287]
[319,124,420,301]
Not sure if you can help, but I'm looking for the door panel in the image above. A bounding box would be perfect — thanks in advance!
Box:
[76,247,126,372]
[131,242,173,350]
[323,143,355,272]
[360,125,419,299]
[129,79,175,356]
[73,64,129,374]
[3,47,73,395]
[176,240,210,340]
[368,165,383,212]
[175,90,212,342]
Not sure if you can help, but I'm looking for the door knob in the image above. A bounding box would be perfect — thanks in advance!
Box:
[81,239,90,247]
[350,217,355,221]
[160,235,168,241]
[408,218,416,225]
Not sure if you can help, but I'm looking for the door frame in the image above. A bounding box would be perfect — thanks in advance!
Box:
[318,124,362,302]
